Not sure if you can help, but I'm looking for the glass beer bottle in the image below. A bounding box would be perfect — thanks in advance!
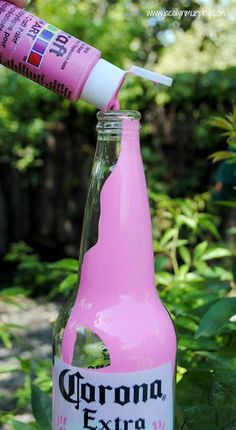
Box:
[53,111,177,430]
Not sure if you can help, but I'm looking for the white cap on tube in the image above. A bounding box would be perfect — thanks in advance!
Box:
[81,59,126,110]
[81,58,173,110]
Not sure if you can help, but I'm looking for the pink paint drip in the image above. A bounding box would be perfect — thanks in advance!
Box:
[111,98,120,111]
[61,117,176,373]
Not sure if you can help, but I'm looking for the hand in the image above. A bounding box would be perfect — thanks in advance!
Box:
[8,0,28,6]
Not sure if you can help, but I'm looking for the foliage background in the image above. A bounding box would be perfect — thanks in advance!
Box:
[0,0,236,429]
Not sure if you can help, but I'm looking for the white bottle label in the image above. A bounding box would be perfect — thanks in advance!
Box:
[53,357,174,430]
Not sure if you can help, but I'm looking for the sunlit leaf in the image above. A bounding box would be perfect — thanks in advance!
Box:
[193,241,208,261]
[159,228,178,248]
[59,273,78,292]
[179,246,191,266]
[0,287,28,297]
[202,247,232,260]
[48,258,79,272]
[209,116,234,131]
[176,214,197,229]
[209,151,236,163]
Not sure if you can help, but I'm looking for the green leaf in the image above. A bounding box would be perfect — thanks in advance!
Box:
[154,255,169,271]
[18,357,32,373]
[227,226,236,235]
[177,369,236,430]
[0,328,12,349]
[48,258,78,272]
[193,260,213,277]
[215,200,236,208]
[213,266,233,281]
[159,228,177,248]
[165,239,188,250]
[11,421,37,430]
[196,297,236,338]
[209,151,236,163]
[178,264,189,277]
[179,246,191,266]
[0,287,28,297]
[59,273,78,292]
[0,363,20,374]
[156,271,173,286]
[193,241,208,261]
[202,247,232,260]
[209,116,234,131]
[179,334,218,351]
[198,218,220,238]
[175,404,185,430]
[185,272,204,282]
[191,300,219,319]
[198,345,236,370]
[176,214,197,229]
[31,385,52,430]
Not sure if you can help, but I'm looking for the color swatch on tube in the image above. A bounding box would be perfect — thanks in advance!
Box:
[27,24,58,68]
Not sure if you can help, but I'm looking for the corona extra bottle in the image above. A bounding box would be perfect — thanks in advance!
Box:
[53,111,177,430]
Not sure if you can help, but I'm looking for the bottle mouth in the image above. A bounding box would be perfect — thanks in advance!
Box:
[96,110,141,132]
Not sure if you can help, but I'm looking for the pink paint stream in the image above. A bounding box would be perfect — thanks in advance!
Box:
[61,117,176,373]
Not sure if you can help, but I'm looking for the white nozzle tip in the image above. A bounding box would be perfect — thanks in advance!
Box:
[129,66,173,87]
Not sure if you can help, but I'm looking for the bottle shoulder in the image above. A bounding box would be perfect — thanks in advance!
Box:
[54,291,177,371]
[56,290,175,333]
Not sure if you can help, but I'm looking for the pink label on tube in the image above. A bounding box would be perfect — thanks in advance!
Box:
[0,1,100,101]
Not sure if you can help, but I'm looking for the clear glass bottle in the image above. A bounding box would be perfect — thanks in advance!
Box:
[53,111,177,430]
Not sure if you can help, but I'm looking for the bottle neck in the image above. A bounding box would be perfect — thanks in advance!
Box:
[78,112,156,300]
[79,116,124,262]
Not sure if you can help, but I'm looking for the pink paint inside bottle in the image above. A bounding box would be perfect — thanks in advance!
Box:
[61,114,177,374]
